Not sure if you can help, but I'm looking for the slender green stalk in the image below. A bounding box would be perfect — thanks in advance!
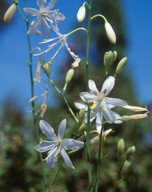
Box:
[85,0,93,191]
[95,131,102,191]
[49,79,78,123]
[86,106,93,191]
[19,1,48,191]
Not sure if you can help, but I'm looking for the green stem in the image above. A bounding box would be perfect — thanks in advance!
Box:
[95,131,102,191]
[91,14,107,23]
[67,27,87,37]
[49,79,78,123]
[22,1,48,190]
[85,0,93,191]
[86,106,93,191]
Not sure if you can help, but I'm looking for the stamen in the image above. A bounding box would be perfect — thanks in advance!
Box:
[88,100,94,105]
[93,90,98,96]
[102,107,107,112]
[90,103,97,110]
[102,88,107,94]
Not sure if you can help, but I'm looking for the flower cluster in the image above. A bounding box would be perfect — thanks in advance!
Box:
[21,0,149,170]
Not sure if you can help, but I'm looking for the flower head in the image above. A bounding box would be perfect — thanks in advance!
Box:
[76,76,127,133]
[24,0,65,38]
[35,119,84,169]
[34,32,80,63]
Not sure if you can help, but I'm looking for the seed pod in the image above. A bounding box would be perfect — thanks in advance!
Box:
[3,3,17,23]
[112,50,117,61]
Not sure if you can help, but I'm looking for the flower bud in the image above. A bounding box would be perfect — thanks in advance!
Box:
[79,123,86,132]
[117,138,125,157]
[112,50,117,61]
[42,63,50,77]
[121,160,131,175]
[115,57,127,74]
[77,5,86,22]
[104,51,114,67]
[123,105,148,112]
[126,146,136,158]
[121,113,148,121]
[3,3,17,23]
[65,68,74,84]
[104,21,116,44]
[78,109,85,124]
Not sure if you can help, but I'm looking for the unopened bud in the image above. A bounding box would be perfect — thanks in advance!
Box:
[121,160,131,175]
[123,105,148,112]
[121,113,148,121]
[126,146,136,158]
[79,123,86,132]
[117,138,125,157]
[104,51,114,67]
[112,51,117,61]
[115,57,127,74]
[42,62,51,77]
[104,21,116,44]
[65,68,74,84]
[3,3,17,23]
[77,5,86,22]
[78,109,85,124]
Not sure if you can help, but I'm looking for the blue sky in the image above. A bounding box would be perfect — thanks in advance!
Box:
[0,0,152,108]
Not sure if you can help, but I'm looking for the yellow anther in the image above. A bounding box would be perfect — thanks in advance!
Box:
[102,89,107,94]
[90,103,97,110]
[102,107,107,112]
[57,141,62,146]
[88,100,94,105]
[93,90,98,96]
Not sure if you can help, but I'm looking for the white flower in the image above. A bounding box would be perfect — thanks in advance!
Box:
[35,119,84,169]
[76,76,127,133]
[34,32,80,63]
[24,0,65,38]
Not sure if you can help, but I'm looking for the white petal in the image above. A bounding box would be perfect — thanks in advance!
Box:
[96,112,103,133]
[100,76,115,97]
[46,0,57,11]
[34,141,56,152]
[100,101,115,123]
[28,17,41,34]
[106,98,127,107]
[23,8,39,16]
[74,102,87,110]
[37,0,47,8]
[112,111,123,124]
[62,139,84,150]
[58,119,66,140]
[80,92,96,102]
[41,17,50,38]
[39,120,56,139]
[88,79,99,94]
[60,148,75,169]
[46,147,58,168]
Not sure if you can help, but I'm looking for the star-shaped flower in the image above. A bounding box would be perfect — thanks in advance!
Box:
[24,0,65,38]
[35,119,84,169]
[76,76,127,133]
[34,32,80,63]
